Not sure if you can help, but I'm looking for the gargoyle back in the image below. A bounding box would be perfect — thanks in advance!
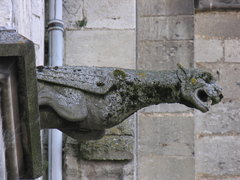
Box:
[36,66,115,95]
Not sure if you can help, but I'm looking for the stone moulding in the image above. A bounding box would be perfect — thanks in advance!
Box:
[0,29,42,179]
[195,0,240,11]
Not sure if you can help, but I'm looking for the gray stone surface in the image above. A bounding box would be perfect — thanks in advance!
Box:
[138,155,195,180]
[63,0,84,29]
[194,39,224,62]
[138,0,194,16]
[138,113,194,156]
[195,101,240,135]
[195,12,240,39]
[140,103,192,113]
[105,115,135,136]
[84,0,136,29]
[65,30,135,69]
[138,16,194,41]
[79,160,134,180]
[196,0,240,10]
[138,41,193,70]
[225,40,240,63]
[195,136,240,176]
[80,136,133,160]
[196,63,240,100]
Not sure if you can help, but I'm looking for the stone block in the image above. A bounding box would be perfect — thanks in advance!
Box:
[138,155,195,180]
[63,0,84,29]
[65,30,136,69]
[194,39,224,62]
[138,113,194,156]
[195,136,240,176]
[79,160,133,180]
[138,16,194,41]
[195,12,240,39]
[138,41,193,71]
[140,103,192,113]
[105,114,135,136]
[225,40,240,63]
[195,101,240,135]
[138,0,194,16]
[196,63,240,100]
[80,136,133,160]
[84,0,135,29]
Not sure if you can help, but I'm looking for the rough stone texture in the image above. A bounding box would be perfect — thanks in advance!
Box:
[196,0,240,10]
[79,160,134,180]
[194,39,224,62]
[195,101,240,135]
[63,140,81,180]
[196,63,240,100]
[138,113,194,156]
[195,136,240,177]
[80,136,133,160]
[225,40,240,62]
[138,41,193,70]
[138,16,194,41]
[138,155,195,180]
[105,115,135,136]
[65,30,135,69]
[195,12,240,39]
[63,0,84,29]
[138,0,194,16]
[84,0,136,29]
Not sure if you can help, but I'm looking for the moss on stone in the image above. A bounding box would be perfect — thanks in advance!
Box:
[113,69,127,79]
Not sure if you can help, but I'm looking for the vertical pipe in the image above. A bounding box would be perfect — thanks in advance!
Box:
[48,0,64,180]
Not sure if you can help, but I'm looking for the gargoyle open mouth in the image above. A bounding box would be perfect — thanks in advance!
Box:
[194,88,223,112]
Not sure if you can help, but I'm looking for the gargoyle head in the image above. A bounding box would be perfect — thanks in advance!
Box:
[177,64,223,112]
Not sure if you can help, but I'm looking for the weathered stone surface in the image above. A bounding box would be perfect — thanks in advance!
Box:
[195,136,240,176]
[65,30,135,69]
[138,155,195,180]
[63,0,84,29]
[225,40,240,62]
[80,136,133,160]
[106,114,135,136]
[79,160,134,180]
[196,63,240,100]
[199,178,240,180]
[194,39,224,62]
[138,16,194,41]
[138,41,193,70]
[138,0,194,16]
[196,0,240,10]
[63,141,80,180]
[195,101,240,135]
[84,0,135,29]
[140,103,192,113]
[138,113,194,156]
[195,12,240,39]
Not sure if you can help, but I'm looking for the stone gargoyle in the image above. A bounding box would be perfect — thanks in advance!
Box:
[37,65,223,140]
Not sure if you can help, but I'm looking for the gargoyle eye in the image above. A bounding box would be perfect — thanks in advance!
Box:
[201,72,213,83]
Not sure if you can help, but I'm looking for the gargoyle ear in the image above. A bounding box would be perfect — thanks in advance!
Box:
[176,63,188,82]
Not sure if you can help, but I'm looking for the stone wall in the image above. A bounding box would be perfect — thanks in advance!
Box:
[194,10,240,180]
[63,0,136,179]
[136,0,195,179]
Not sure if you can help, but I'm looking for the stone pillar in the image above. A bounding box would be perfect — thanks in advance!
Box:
[0,29,42,179]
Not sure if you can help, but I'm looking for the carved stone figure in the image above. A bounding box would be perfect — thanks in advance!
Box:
[37,65,223,140]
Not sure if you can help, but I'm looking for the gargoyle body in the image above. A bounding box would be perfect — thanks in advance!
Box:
[37,66,223,140]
